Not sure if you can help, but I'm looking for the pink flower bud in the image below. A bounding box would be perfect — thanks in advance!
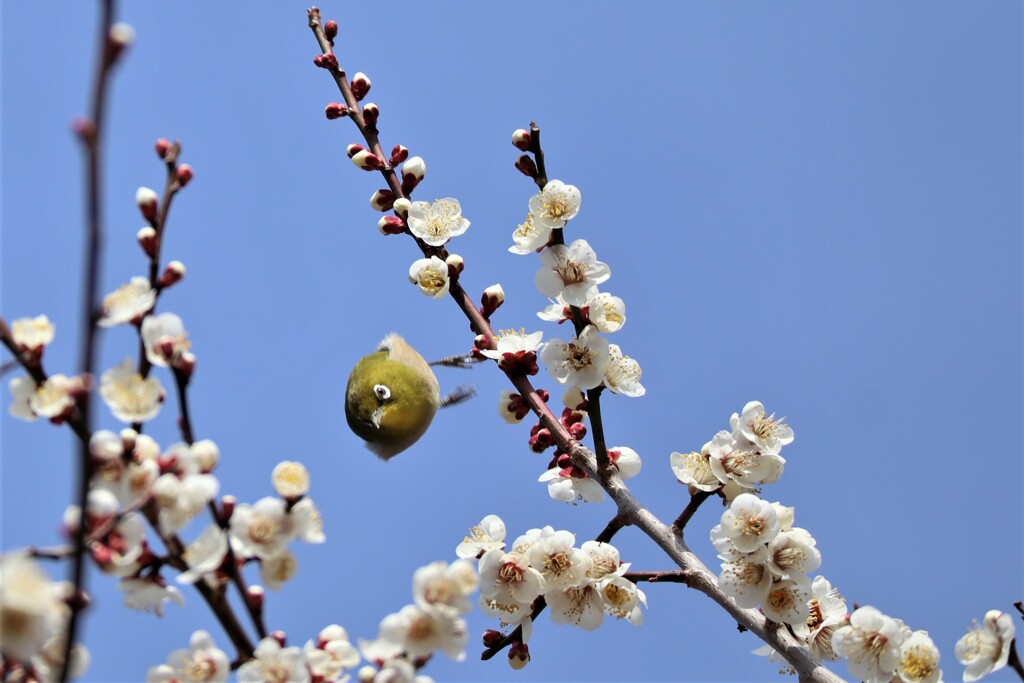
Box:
[369,189,396,212]
[220,495,237,521]
[351,150,384,171]
[361,102,379,128]
[247,585,265,611]
[390,144,409,166]
[107,23,135,62]
[313,53,338,70]
[155,138,173,159]
[515,155,538,178]
[176,164,194,187]
[377,215,405,235]
[159,260,186,288]
[346,143,365,159]
[137,226,158,257]
[445,253,464,276]
[482,630,503,647]
[536,388,550,403]
[569,422,587,440]
[270,631,287,647]
[135,187,159,222]
[508,642,530,670]
[351,72,371,100]
[392,197,411,218]
[480,284,505,317]
[72,117,96,140]
[119,428,137,452]
[176,351,196,378]
[473,334,493,353]
[324,20,338,41]
[325,102,348,120]
[512,128,531,151]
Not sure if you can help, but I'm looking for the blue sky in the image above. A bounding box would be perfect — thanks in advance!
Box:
[2,2,1021,681]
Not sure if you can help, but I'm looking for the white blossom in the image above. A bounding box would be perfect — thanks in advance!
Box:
[304,625,360,682]
[260,549,298,591]
[152,470,219,535]
[528,180,581,230]
[237,637,310,683]
[408,256,450,299]
[272,461,310,498]
[290,497,326,544]
[603,344,645,397]
[541,324,610,390]
[177,525,229,585]
[718,546,773,609]
[833,606,907,683]
[586,292,626,333]
[797,576,847,662]
[0,554,69,662]
[117,576,185,616]
[456,514,506,559]
[406,198,470,246]
[478,549,542,625]
[230,497,294,559]
[527,530,590,593]
[10,315,55,351]
[718,493,781,553]
[7,375,37,420]
[534,239,609,307]
[413,560,477,617]
[956,609,1015,682]
[736,400,794,454]
[670,450,721,492]
[539,464,604,504]
[509,212,552,255]
[98,276,156,327]
[100,358,164,423]
[378,605,468,661]
[761,576,812,625]
[766,528,820,579]
[598,575,645,625]
[898,630,943,683]
[708,430,785,488]
[547,582,604,630]
[141,313,191,369]
[161,630,230,682]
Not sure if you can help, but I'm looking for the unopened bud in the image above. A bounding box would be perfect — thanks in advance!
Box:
[119,428,137,452]
[482,629,503,647]
[474,334,493,351]
[481,284,505,317]
[72,117,96,140]
[155,138,173,159]
[361,102,379,128]
[515,155,538,178]
[107,23,135,62]
[390,144,409,166]
[137,226,158,257]
[176,351,196,378]
[176,164,193,187]
[313,53,339,70]
[220,495,237,521]
[351,150,384,171]
[512,128,531,151]
[569,422,587,440]
[357,666,377,683]
[377,215,405,235]
[392,197,411,218]
[159,260,186,288]
[270,631,287,647]
[445,253,464,276]
[192,439,219,473]
[508,642,530,670]
[369,189,396,212]
[324,20,338,41]
[135,187,159,222]
[351,72,372,100]
[247,585,265,611]
[401,156,426,194]
[536,388,550,403]
[325,102,348,120]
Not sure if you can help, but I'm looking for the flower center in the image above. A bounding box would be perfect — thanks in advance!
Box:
[417,267,446,290]
[248,513,280,544]
[736,513,766,537]
[900,646,936,681]
[498,562,525,585]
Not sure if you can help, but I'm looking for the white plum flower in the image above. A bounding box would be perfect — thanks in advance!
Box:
[29,633,90,683]
[534,239,609,307]
[539,461,604,504]
[537,294,573,324]
[832,606,907,683]
[547,582,604,631]
[11,315,55,352]
[456,514,506,559]
[708,430,784,488]
[528,179,581,230]
[608,446,642,480]
[151,471,219,535]
[271,461,310,499]
[477,550,542,625]
[8,375,37,421]
[413,560,477,617]
[98,276,155,327]
[541,324,610,390]
[796,576,847,661]
[177,525,229,585]
[670,450,721,492]
[230,497,294,559]
[761,576,812,626]
[260,549,298,591]
[736,401,794,454]
[141,313,191,369]
[598,575,645,625]
[0,554,69,662]
[510,526,555,556]
[237,637,310,683]
[117,576,185,617]
[586,293,626,333]
[718,546,773,609]
[162,630,230,683]
[766,528,821,579]
[509,212,552,255]
[93,512,147,576]
[289,497,326,544]
[527,530,591,593]
[408,256,450,299]
[100,358,164,423]
[719,493,781,553]
[9,374,79,421]
[406,198,470,246]
[479,329,543,375]
[378,604,468,661]
[303,625,360,682]
[955,609,1015,682]
[898,630,943,683]
[603,343,645,397]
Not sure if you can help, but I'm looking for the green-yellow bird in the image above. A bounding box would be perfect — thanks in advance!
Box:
[345,333,473,460]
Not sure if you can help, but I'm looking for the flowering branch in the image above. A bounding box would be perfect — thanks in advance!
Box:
[671,490,713,538]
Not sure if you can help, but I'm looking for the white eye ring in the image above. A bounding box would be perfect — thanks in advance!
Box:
[374,384,391,401]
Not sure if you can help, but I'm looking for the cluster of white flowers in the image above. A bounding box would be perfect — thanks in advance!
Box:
[831,606,943,683]
[671,400,793,500]
[456,514,645,668]
[353,559,477,681]
[0,554,90,680]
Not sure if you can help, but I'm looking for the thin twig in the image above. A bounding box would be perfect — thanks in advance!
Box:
[1008,639,1023,681]
[624,570,689,584]
[672,490,713,539]
[479,598,547,662]
[595,515,625,544]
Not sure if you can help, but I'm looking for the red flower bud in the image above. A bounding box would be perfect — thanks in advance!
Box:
[325,102,348,120]
[313,53,338,70]
[361,102,379,128]
[175,164,194,187]
[351,72,372,100]
[390,144,409,166]
[155,138,173,159]
[324,20,338,41]
[515,154,538,178]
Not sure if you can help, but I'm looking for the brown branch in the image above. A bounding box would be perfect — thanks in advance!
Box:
[624,570,689,585]
[1009,638,1024,681]
[594,515,625,544]
[173,369,195,445]
[672,490,713,539]
[528,122,547,190]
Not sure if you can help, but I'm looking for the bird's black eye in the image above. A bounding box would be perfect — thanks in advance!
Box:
[373,384,392,402]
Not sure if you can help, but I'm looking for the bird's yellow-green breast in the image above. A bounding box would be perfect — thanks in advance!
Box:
[345,334,441,460]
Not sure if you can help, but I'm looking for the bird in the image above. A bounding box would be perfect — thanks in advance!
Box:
[345,333,475,460]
